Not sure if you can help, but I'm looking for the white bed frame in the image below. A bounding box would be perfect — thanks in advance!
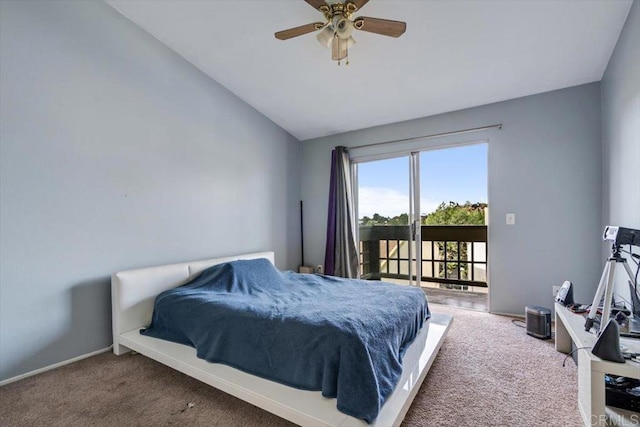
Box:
[112,251,453,427]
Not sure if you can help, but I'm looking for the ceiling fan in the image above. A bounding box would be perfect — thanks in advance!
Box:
[274,0,406,65]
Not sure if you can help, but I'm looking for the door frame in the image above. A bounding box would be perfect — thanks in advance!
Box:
[352,139,489,296]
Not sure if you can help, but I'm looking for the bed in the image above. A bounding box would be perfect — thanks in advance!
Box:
[111,251,452,427]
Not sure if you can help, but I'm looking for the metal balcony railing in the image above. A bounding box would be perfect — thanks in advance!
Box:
[359,225,488,288]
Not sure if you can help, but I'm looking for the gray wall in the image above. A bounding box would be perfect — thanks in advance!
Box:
[601,0,640,301]
[301,83,603,316]
[0,0,301,382]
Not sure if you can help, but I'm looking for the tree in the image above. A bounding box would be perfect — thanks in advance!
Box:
[423,201,486,225]
[360,202,486,226]
[388,213,408,225]
[372,213,386,224]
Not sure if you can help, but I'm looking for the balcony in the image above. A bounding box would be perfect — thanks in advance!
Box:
[359,225,488,310]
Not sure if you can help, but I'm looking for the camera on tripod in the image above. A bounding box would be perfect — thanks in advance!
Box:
[585,226,640,333]
[603,226,640,247]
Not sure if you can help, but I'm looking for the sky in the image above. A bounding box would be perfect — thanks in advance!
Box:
[357,143,488,218]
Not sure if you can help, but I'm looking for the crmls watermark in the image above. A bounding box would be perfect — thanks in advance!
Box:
[590,413,640,426]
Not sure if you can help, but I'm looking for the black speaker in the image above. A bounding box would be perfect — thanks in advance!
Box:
[555,281,574,306]
[592,319,625,363]
[526,306,551,339]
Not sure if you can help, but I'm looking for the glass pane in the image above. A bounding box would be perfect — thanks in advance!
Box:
[434,242,445,260]
[388,260,399,275]
[357,157,413,282]
[446,262,459,279]
[419,143,488,295]
[445,242,458,260]
[400,260,409,276]
[435,261,446,278]
[474,264,487,282]
[422,261,432,278]
[420,144,488,227]
[422,241,433,260]
[389,240,399,259]
[380,240,388,258]
[398,240,410,259]
[459,263,469,280]
[473,242,487,262]
[460,242,471,262]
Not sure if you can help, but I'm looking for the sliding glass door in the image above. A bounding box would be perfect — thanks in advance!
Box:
[356,153,421,286]
[355,143,489,308]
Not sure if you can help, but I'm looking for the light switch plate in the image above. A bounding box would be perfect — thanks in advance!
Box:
[506,213,516,225]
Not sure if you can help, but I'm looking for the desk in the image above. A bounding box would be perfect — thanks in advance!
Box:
[555,303,640,426]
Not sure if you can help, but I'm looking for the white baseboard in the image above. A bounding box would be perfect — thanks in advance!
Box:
[0,345,112,387]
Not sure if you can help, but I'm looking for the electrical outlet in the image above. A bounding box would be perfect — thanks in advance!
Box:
[552,285,560,297]
[317,265,323,274]
[506,213,516,225]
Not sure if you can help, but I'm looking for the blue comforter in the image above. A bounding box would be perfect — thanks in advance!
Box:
[141,258,429,422]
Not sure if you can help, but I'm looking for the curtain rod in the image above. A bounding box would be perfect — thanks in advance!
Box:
[349,124,502,150]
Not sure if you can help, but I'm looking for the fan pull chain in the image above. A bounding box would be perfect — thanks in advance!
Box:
[338,49,349,66]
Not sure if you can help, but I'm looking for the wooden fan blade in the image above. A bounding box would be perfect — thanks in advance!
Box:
[354,16,406,38]
[275,22,324,40]
[304,0,328,11]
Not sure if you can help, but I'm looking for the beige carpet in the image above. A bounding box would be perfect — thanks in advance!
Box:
[0,304,580,426]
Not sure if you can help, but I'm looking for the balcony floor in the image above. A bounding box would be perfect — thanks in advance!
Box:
[383,278,488,312]
[422,287,488,312]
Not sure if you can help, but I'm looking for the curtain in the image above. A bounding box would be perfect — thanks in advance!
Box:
[324,146,359,278]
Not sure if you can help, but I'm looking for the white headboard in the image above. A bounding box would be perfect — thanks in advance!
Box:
[111,251,275,354]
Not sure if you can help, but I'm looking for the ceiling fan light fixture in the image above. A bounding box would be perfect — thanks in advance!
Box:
[331,35,347,61]
[332,34,354,65]
[345,35,356,49]
[275,0,406,65]
[335,18,354,39]
[316,25,335,48]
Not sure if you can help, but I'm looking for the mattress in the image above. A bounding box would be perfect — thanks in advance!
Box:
[141,258,430,422]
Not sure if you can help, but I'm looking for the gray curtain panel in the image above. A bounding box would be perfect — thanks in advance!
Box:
[324,146,359,278]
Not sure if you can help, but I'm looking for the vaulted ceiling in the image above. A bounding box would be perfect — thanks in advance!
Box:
[106,0,633,141]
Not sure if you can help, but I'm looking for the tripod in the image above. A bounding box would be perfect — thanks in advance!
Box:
[584,244,636,332]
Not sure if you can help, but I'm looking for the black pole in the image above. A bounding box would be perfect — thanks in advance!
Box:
[300,200,304,266]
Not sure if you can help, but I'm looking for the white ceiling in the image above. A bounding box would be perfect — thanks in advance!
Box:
[105,0,632,141]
